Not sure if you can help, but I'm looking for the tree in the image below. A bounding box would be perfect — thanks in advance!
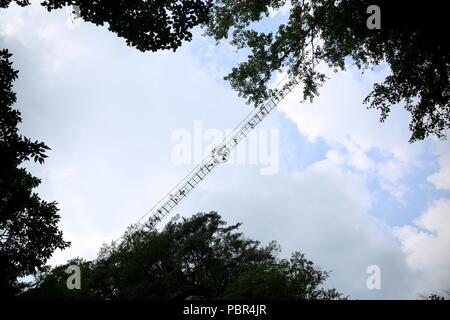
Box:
[23,258,95,299]
[2,1,448,141]
[0,0,29,8]
[0,0,213,52]
[223,252,342,300]
[25,212,344,299]
[0,49,70,297]
[205,0,450,142]
[423,293,445,300]
[420,290,450,300]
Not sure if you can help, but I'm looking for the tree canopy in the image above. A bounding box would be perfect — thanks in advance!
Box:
[0,0,213,52]
[205,0,450,142]
[2,1,448,141]
[0,0,29,8]
[0,49,70,297]
[42,0,213,52]
[24,212,344,300]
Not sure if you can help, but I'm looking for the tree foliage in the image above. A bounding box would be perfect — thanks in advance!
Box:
[0,0,29,8]
[21,258,94,299]
[205,0,450,142]
[0,49,70,297]
[44,0,213,52]
[2,1,448,141]
[25,212,344,300]
[1,0,212,52]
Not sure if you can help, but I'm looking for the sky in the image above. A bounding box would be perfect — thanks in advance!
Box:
[1,1,449,299]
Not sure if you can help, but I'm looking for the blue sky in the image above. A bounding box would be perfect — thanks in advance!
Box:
[1,1,449,299]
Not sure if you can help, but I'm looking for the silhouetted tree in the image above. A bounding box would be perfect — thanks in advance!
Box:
[24,258,95,299]
[4,1,448,141]
[424,294,445,300]
[205,0,450,142]
[0,49,70,297]
[0,0,212,52]
[41,0,212,52]
[0,0,29,8]
[25,212,344,300]
[420,290,450,300]
[223,253,342,299]
[3,1,449,141]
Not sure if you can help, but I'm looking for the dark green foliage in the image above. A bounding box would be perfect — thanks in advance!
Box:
[41,0,212,52]
[0,49,70,297]
[224,252,342,300]
[205,0,450,142]
[23,258,95,299]
[26,212,344,300]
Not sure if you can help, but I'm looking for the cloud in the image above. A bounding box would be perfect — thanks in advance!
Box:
[272,63,450,296]
[0,1,88,71]
[185,152,416,299]
[376,159,409,202]
[395,199,450,295]
[277,63,427,201]
[427,140,450,191]
[0,3,25,38]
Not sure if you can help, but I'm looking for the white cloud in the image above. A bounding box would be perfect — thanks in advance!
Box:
[1,1,90,71]
[428,140,450,190]
[0,4,25,38]
[395,199,450,295]
[277,63,426,201]
[376,159,409,202]
[273,63,450,296]
[185,152,416,299]
[50,232,111,266]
